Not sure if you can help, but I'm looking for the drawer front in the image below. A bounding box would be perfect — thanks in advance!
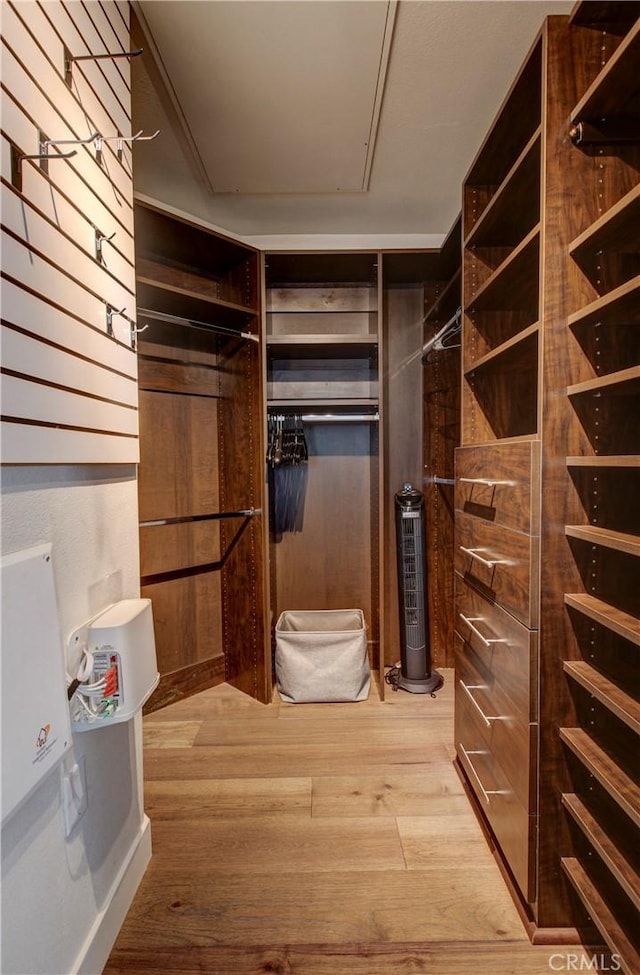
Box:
[455,510,539,628]
[455,633,536,812]
[456,689,537,903]
[455,570,538,722]
[455,441,540,535]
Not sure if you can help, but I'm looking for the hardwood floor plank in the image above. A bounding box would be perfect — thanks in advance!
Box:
[148,816,406,873]
[105,942,599,975]
[194,715,454,747]
[104,678,595,975]
[108,865,527,949]
[145,777,312,820]
[311,767,466,818]
[143,721,202,749]
[397,814,494,868]
[144,743,450,780]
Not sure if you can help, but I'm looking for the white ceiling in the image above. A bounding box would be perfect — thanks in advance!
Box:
[132,0,574,246]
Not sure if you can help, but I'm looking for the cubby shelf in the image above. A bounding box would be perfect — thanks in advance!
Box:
[569,183,640,263]
[563,661,640,735]
[570,19,640,123]
[569,275,640,331]
[464,130,541,249]
[465,321,538,374]
[562,793,640,912]
[466,225,540,313]
[564,592,640,646]
[567,365,640,397]
[565,524,640,557]
[562,857,640,975]
[560,726,640,827]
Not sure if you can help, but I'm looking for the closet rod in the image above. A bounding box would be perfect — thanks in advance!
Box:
[140,508,261,528]
[138,307,259,343]
[299,412,379,423]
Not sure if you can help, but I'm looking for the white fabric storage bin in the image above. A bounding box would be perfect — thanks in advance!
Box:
[275,609,370,703]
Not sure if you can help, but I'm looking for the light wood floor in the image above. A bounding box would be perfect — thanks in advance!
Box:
[104,672,595,974]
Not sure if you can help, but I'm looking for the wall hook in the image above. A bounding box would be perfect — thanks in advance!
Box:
[106,304,126,337]
[130,323,149,350]
[42,132,100,152]
[10,139,76,192]
[95,230,116,263]
[64,45,143,86]
[96,130,160,162]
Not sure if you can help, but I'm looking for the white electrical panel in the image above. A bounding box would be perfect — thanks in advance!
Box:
[1,544,72,822]
[70,598,159,730]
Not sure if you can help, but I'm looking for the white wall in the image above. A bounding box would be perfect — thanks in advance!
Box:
[1,467,147,975]
[1,3,150,972]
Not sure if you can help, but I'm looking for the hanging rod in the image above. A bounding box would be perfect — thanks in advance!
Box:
[299,412,380,423]
[137,307,259,343]
[422,306,462,363]
[140,509,261,528]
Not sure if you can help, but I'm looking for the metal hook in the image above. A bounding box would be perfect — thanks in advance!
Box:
[42,132,100,151]
[64,46,143,86]
[95,230,116,263]
[129,323,149,350]
[106,304,126,337]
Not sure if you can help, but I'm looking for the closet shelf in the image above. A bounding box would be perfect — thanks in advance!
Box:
[267,397,379,408]
[566,454,640,468]
[464,129,541,249]
[563,793,640,911]
[560,726,640,827]
[466,225,540,313]
[569,183,640,261]
[562,857,640,975]
[570,20,640,124]
[136,277,258,327]
[564,592,640,646]
[565,524,640,557]
[567,365,640,397]
[423,267,461,323]
[267,334,378,349]
[568,275,640,330]
[465,322,538,375]
[563,661,640,735]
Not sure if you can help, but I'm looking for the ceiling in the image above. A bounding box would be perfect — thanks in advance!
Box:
[132,0,573,247]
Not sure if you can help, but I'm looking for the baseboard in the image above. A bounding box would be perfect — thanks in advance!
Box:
[72,815,152,975]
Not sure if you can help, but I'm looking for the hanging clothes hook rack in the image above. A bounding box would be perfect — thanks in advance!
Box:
[95,230,116,263]
[422,306,462,364]
[94,130,160,162]
[138,307,259,343]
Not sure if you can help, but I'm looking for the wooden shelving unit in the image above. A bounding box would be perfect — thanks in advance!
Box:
[134,200,269,709]
[560,6,640,967]
[264,250,384,692]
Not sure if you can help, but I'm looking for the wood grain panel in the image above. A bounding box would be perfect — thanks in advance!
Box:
[455,573,538,722]
[141,575,223,675]
[144,777,311,819]
[455,511,539,627]
[144,655,226,715]
[456,440,540,534]
[456,637,537,811]
[137,389,219,521]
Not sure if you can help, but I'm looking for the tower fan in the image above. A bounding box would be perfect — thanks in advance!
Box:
[387,484,443,694]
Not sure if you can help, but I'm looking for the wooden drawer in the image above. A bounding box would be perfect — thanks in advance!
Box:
[455,633,537,812]
[455,510,539,627]
[456,689,537,903]
[455,570,538,722]
[455,440,540,535]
